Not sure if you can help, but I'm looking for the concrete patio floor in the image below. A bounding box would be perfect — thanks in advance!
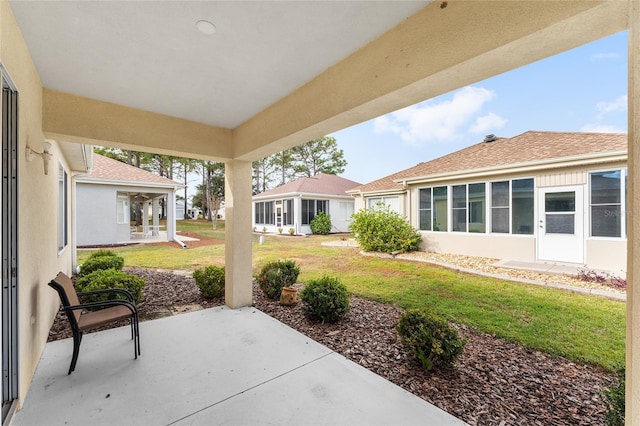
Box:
[13,306,465,426]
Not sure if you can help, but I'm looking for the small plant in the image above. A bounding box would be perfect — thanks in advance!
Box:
[278,227,283,234]
[602,366,625,426]
[79,253,125,277]
[299,275,350,323]
[262,226,267,233]
[192,266,225,299]
[310,211,332,235]
[75,269,145,304]
[253,226,256,232]
[288,228,295,236]
[397,308,465,371]
[256,260,300,299]
[575,268,627,290]
[349,204,422,253]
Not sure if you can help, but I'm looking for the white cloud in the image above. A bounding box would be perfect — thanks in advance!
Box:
[596,95,627,119]
[469,112,507,134]
[590,52,620,61]
[373,86,500,144]
[580,123,625,133]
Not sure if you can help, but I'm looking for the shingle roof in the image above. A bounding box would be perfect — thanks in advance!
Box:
[80,154,180,187]
[350,131,627,193]
[254,173,361,198]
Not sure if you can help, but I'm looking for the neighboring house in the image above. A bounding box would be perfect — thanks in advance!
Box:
[348,131,628,273]
[75,154,181,246]
[253,173,361,234]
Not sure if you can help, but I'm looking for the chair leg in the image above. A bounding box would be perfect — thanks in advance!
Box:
[69,330,83,375]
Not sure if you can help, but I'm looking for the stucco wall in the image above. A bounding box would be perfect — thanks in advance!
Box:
[76,184,119,246]
[1,2,72,406]
[421,232,537,262]
[586,239,627,276]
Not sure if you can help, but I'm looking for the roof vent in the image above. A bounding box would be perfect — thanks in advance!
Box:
[483,134,497,143]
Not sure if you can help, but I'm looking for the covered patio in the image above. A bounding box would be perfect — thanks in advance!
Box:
[12,307,462,425]
[2,1,640,423]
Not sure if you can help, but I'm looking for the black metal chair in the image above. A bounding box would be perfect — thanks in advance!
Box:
[48,271,140,374]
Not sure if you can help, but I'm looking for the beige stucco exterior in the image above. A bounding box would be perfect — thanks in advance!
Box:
[1,2,76,404]
[2,0,640,421]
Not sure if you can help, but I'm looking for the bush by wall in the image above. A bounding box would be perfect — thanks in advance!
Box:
[299,275,350,323]
[349,204,422,253]
[396,308,465,371]
[75,269,145,304]
[87,249,120,260]
[193,266,225,299]
[256,260,300,299]
[79,254,125,277]
[310,211,332,235]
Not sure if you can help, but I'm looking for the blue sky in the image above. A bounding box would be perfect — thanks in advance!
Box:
[332,31,628,185]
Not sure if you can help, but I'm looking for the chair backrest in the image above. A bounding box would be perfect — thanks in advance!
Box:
[48,272,82,327]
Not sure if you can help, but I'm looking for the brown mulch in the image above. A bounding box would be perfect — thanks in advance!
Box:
[48,268,613,425]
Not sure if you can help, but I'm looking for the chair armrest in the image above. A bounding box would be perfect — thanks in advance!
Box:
[78,288,136,303]
[66,299,138,314]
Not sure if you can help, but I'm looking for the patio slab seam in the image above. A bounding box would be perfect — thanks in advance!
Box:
[165,351,335,426]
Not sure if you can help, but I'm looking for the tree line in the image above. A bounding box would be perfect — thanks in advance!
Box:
[95,136,346,227]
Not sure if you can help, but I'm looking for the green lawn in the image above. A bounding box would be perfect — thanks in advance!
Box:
[78,219,625,370]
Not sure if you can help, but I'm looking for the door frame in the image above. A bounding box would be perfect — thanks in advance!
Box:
[536,185,585,264]
[1,63,19,421]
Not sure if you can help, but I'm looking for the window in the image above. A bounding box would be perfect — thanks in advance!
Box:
[338,201,354,220]
[254,201,275,225]
[418,188,432,231]
[452,185,467,232]
[283,199,293,225]
[512,178,534,235]
[468,183,486,233]
[432,186,448,231]
[302,199,329,225]
[58,164,68,251]
[590,169,627,238]
[491,181,509,233]
[367,196,399,212]
[117,194,130,225]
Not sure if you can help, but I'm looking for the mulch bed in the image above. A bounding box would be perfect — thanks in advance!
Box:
[48,268,613,425]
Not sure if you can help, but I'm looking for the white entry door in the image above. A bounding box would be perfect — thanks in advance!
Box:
[537,186,584,264]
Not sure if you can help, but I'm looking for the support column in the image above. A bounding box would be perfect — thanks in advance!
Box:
[142,200,150,230]
[628,2,640,423]
[224,160,253,308]
[152,198,160,236]
[165,191,176,241]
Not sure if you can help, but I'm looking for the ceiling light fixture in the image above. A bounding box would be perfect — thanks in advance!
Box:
[196,20,216,35]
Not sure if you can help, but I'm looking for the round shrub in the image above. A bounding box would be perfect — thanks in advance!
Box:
[299,276,349,323]
[310,212,332,235]
[397,308,465,371]
[79,254,125,277]
[193,266,225,299]
[256,260,300,299]
[349,204,422,253]
[75,269,145,304]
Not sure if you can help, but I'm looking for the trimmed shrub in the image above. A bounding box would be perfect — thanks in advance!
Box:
[193,266,225,299]
[310,212,332,235]
[602,366,625,426]
[397,308,465,371]
[79,254,125,277]
[87,249,120,259]
[349,204,422,253]
[256,260,300,299]
[299,276,349,323]
[75,269,145,304]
